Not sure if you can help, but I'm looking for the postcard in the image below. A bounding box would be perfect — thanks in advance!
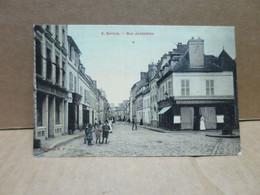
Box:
[33,25,240,157]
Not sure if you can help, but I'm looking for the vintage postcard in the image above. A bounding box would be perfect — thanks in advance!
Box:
[33,25,240,157]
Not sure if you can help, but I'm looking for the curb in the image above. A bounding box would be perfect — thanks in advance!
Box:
[50,133,85,148]
[205,134,240,138]
[140,126,169,133]
[34,133,85,156]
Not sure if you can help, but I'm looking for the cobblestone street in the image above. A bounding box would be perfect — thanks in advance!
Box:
[38,122,240,157]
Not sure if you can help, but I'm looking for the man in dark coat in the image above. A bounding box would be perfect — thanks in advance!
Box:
[101,120,110,144]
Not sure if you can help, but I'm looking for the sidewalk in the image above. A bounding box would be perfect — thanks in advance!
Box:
[34,130,85,156]
[136,123,240,138]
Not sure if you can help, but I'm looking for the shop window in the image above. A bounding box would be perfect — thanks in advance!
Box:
[37,94,43,126]
[181,80,190,96]
[206,80,214,95]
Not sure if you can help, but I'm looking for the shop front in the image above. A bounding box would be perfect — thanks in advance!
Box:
[68,92,82,134]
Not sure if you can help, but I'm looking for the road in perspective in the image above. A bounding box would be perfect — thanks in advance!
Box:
[38,122,240,157]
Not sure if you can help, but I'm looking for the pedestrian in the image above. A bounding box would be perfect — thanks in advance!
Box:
[84,123,94,145]
[132,119,137,130]
[200,115,206,130]
[101,120,110,144]
[140,118,143,125]
[108,119,113,133]
[95,124,102,144]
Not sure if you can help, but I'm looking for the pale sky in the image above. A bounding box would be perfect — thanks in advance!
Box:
[68,25,236,106]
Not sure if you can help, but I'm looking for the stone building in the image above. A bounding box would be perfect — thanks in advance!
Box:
[34,25,68,141]
[34,25,109,147]
[67,35,82,133]
[157,37,237,130]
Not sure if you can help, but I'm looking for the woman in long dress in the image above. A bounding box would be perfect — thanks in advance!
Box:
[200,116,206,130]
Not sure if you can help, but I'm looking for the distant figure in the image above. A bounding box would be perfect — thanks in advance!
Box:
[95,124,102,144]
[101,120,110,144]
[140,118,143,125]
[200,116,206,130]
[132,119,137,130]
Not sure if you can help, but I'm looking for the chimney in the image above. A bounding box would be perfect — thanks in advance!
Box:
[188,37,204,68]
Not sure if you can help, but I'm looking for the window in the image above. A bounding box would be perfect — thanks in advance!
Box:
[168,81,172,96]
[46,48,52,80]
[74,76,76,92]
[35,39,42,75]
[84,89,87,103]
[55,56,60,84]
[62,29,65,47]
[181,80,190,96]
[62,61,65,87]
[80,86,83,96]
[37,94,43,126]
[55,25,59,41]
[46,25,50,32]
[55,99,60,124]
[69,72,73,91]
[206,80,214,95]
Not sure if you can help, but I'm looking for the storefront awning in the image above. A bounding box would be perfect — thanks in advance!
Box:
[158,106,172,115]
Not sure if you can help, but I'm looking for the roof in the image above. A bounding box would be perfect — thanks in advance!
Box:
[171,50,222,72]
[218,49,236,71]
[157,49,236,85]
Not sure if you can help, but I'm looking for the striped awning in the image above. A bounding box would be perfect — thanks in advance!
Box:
[158,106,172,115]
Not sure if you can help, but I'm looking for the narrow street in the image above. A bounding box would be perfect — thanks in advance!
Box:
[38,122,240,157]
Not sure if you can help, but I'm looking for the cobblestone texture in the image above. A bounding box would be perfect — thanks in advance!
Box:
[38,122,241,157]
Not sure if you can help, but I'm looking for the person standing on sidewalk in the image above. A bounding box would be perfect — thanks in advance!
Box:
[101,120,110,144]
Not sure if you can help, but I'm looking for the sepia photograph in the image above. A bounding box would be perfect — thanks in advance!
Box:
[33,25,240,157]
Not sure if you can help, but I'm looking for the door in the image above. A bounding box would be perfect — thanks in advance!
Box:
[181,107,194,130]
[68,103,75,131]
[200,107,217,129]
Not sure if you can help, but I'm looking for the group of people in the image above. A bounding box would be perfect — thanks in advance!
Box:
[84,120,113,146]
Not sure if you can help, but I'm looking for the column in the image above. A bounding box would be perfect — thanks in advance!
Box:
[61,99,65,134]
[44,95,49,138]
[49,96,55,138]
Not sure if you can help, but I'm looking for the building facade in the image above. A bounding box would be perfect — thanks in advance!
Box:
[34,25,68,141]
[129,37,238,131]
[34,25,109,147]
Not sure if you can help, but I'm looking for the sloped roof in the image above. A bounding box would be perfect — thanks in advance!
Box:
[218,49,236,71]
[171,50,222,72]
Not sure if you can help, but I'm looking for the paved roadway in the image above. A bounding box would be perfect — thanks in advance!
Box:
[38,122,240,157]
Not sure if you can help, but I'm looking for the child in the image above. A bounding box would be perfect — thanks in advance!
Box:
[95,124,102,144]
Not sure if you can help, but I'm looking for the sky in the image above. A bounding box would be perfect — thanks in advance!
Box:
[68,25,236,106]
